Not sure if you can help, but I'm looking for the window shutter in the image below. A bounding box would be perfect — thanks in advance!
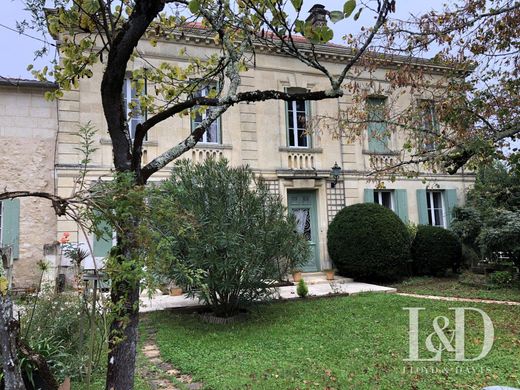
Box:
[394,189,409,223]
[93,219,113,258]
[363,189,374,203]
[444,189,458,228]
[2,199,20,259]
[416,189,429,225]
[367,97,388,153]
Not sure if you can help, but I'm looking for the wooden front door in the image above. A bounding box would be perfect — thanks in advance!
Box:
[288,190,320,272]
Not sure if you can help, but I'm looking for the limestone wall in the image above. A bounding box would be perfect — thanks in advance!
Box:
[0,86,58,287]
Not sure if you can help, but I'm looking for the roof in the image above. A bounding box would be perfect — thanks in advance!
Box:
[0,76,57,90]
[176,22,467,74]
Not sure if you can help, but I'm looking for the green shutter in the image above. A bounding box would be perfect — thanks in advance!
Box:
[416,189,429,225]
[2,199,20,259]
[93,219,113,258]
[367,97,388,153]
[394,189,409,223]
[444,189,458,228]
[364,189,374,203]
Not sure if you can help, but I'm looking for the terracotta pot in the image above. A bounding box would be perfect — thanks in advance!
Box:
[169,287,183,296]
[58,377,71,390]
[292,271,302,283]
[325,270,335,281]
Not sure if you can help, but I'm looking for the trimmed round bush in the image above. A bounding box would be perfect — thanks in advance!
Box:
[411,225,462,276]
[327,203,411,282]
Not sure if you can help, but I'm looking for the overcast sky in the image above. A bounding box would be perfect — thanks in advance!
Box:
[0,0,448,79]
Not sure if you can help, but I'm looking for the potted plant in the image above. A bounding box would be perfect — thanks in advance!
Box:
[168,282,183,296]
[291,269,303,283]
[324,268,335,281]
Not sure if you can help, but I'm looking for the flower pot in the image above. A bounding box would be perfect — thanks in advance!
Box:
[59,377,71,390]
[325,270,335,281]
[292,271,302,283]
[169,287,183,296]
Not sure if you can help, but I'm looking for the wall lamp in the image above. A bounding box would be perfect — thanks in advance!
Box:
[330,162,342,188]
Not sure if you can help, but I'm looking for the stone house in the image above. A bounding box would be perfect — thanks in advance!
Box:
[0,23,474,286]
[0,77,58,287]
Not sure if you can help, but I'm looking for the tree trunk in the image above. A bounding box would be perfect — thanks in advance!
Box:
[105,241,141,390]
[0,294,26,390]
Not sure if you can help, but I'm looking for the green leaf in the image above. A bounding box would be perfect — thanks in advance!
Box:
[188,0,200,14]
[290,0,303,12]
[343,0,356,17]
[353,7,363,21]
[329,11,345,24]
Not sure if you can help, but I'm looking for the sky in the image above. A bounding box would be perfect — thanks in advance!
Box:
[0,0,448,79]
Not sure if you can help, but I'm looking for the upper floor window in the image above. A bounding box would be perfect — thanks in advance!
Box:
[418,99,439,151]
[191,83,221,144]
[426,190,446,227]
[373,190,394,211]
[367,96,389,153]
[122,77,147,141]
[286,87,310,148]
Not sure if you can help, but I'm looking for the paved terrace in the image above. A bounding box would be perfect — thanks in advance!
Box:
[139,273,396,313]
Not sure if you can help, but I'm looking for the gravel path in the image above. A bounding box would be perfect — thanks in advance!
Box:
[397,292,520,306]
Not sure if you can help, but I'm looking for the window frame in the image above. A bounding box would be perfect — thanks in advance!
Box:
[191,83,222,145]
[286,87,311,149]
[417,99,439,152]
[366,96,390,153]
[122,77,147,142]
[426,190,446,228]
[373,190,395,211]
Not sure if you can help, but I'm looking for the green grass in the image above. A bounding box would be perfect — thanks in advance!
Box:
[149,294,520,389]
[393,276,520,302]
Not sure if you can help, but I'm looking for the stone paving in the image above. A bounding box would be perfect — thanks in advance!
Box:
[139,275,396,313]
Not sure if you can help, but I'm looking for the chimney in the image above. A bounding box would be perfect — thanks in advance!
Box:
[306,4,329,28]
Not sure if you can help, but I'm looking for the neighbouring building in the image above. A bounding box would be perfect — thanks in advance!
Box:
[0,17,474,287]
[0,77,59,287]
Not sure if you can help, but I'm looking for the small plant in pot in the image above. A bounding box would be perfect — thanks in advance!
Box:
[324,268,335,281]
[168,282,183,296]
[292,269,303,283]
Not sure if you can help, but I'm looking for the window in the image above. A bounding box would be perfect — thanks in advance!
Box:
[367,97,389,153]
[418,100,439,151]
[373,190,394,211]
[191,83,221,144]
[122,77,147,141]
[286,88,310,148]
[426,190,446,227]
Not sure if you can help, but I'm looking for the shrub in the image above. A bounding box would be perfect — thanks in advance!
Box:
[296,279,309,298]
[411,225,462,276]
[327,203,411,282]
[488,271,514,287]
[149,159,310,317]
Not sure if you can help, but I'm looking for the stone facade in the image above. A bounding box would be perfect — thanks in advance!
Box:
[1,31,475,284]
[0,80,58,287]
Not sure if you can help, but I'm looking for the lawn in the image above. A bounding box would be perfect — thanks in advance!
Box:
[149,293,520,389]
[392,276,520,302]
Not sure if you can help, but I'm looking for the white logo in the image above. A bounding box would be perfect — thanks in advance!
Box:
[404,307,494,361]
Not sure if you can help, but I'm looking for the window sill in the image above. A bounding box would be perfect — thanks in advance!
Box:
[100,138,158,147]
[193,143,232,150]
[279,147,323,154]
[362,149,399,156]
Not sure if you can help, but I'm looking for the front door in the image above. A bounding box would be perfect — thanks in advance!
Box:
[288,190,320,272]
